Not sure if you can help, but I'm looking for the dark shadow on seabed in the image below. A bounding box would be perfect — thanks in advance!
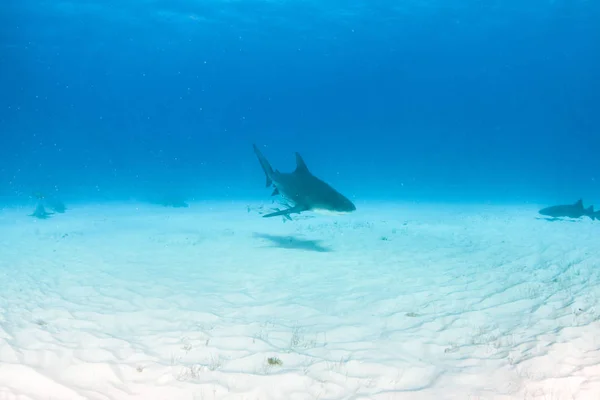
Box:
[536,217,581,223]
[252,233,333,253]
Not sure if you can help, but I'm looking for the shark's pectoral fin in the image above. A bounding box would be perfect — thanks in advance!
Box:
[271,188,279,196]
[262,205,308,218]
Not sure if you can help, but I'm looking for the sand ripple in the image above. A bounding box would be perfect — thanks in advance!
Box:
[1,202,599,399]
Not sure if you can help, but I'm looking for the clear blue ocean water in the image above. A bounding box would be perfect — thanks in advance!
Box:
[1,0,599,206]
[3,3,600,398]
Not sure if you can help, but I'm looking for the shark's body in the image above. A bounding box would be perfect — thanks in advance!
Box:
[253,144,356,218]
[538,199,597,220]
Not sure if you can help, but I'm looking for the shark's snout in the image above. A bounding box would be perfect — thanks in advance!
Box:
[333,196,356,213]
[343,199,357,212]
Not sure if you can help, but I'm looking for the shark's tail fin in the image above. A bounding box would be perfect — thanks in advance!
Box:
[585,205,595,219]
[253,144,274,187]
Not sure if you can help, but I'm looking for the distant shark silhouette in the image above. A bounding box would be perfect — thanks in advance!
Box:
[46,198,67,213]
[29,203,53,219]
[32,192,67,213]
[253,144,356,218]
[538,199,598,220]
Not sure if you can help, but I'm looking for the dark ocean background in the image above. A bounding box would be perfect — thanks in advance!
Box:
[1,0,599,207]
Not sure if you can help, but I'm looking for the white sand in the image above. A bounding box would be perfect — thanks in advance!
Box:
[1,201,600,400]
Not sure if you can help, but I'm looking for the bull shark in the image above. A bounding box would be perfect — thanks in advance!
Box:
[538,199,598,220]
[29,203,53,219]
[253,144,356,218]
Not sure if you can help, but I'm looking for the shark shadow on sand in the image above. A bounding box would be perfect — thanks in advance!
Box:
[536,217,580,222]
[252,232,333,253]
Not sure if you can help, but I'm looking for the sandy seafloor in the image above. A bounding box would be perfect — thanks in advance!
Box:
[1,201,600,400]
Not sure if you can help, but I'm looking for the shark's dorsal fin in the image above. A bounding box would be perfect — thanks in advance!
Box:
[575,199,583,208]
[294,152,310,174]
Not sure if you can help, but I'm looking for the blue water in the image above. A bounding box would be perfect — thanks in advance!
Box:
[1,1,599,207]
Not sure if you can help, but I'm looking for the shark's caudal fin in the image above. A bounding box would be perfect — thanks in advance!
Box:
[585,205,595,219]
[253,144,275,187]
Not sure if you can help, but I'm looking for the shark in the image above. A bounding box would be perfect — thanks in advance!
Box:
[29,203,54,219]
[538,199,598,220]
[253,144,356,218]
